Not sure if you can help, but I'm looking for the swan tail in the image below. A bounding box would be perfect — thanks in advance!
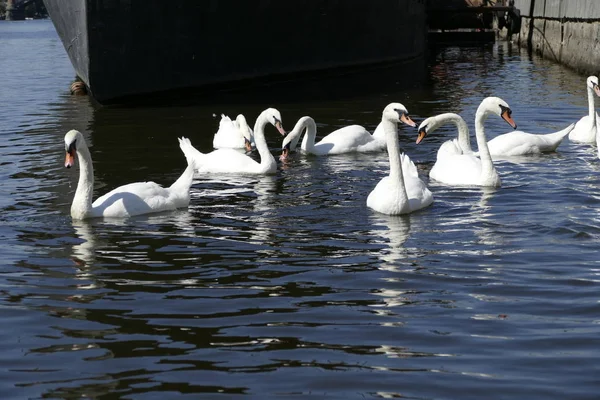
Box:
[178,136,204,165]
[169,162,195,193]
[219,114,233,129]
[552,123,576,140]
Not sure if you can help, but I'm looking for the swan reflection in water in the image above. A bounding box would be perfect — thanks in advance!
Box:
[189,173,279,246]
[71,209,197,268]
[368,213,413,310]
[369,213,412,271]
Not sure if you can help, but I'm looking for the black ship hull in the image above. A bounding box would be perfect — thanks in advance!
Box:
[43,0,427,105]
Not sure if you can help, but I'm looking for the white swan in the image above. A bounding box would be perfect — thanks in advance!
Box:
[416,113,473,161]
[418,112,573,158]
[64,129,194,220]
[416,97,517,187]
[280,115,391,156]
[484,123,575,157]
[179,108,285,175]
[212,113,254,151]
[366,103,433,215]
[569,75,600,143]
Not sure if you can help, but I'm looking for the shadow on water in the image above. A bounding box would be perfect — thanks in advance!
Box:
[98,57,429,108]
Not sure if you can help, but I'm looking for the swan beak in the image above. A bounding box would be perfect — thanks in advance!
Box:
[416,127,427,145]
[501,110,517,129]
[65,150,75,168]
[279,147,289,162]
[401,114,416,128]
[594,84,600,97]
[275,120,286,136]
[244,138,253,152]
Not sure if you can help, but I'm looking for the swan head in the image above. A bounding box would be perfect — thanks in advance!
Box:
[416,113,467,144]
[281,116,314,149]
[587,76,600,96]
[416,113,450,144]
[280,116,315,161]
[64,129,83,168]
[262,108,286,136]
[478,97,517,129]
[382,103,416,127]
[236,114,254,149]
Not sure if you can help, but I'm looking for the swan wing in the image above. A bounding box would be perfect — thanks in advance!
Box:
[486,131,540,156]
[367,175,432,215]
[430,154,497,186]
[437,138,464,159]
[401,153,433,209]
[196,149,262,174]
[315,125,375,154]
[91,181,179,218]
[488,124,575,156]
[367,153,432,215]
[569,115,597,143]
[213,114,246,149]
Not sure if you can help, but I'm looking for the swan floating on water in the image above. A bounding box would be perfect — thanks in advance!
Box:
[179,108,286,175]
[64,129,194,219]
[280,115,391,156]
[212,113,254,151]
[484,122,574,157]
[416,97,517,187]
[568,75,600,145]
[417,111,572,159]
[366,103,433,215]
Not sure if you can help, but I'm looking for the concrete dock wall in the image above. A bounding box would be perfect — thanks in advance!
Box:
[508,0,600,75]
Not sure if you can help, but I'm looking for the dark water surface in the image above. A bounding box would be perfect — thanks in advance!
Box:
[1,20,600,399]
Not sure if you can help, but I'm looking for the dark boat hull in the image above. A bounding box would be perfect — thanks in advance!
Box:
[43,0,426,104]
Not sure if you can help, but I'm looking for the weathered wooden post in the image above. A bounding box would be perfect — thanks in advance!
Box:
[6,0,15,20]
[5,0,25,20]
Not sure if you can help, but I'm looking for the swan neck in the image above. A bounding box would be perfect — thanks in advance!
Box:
[71,141,94,218]
[301,119,317,151]
[454,116,471,153]
[588,85,596,120]
[474,109,494,176]
[382,119,406,187]
[253,113,277,169]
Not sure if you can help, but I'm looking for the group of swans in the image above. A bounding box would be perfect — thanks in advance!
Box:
[64,108,285,220]
[63,76,599,219]
[179,108,286,175]
[414,76,600,188]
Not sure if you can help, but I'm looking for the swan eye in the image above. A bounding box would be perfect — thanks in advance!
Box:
[66,140,77,153]
[499,104,512,116]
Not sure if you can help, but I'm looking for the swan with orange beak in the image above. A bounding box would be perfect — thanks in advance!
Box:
[416,97,517,187]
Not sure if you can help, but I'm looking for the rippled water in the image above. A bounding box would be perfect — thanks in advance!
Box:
[1,20,600,399]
